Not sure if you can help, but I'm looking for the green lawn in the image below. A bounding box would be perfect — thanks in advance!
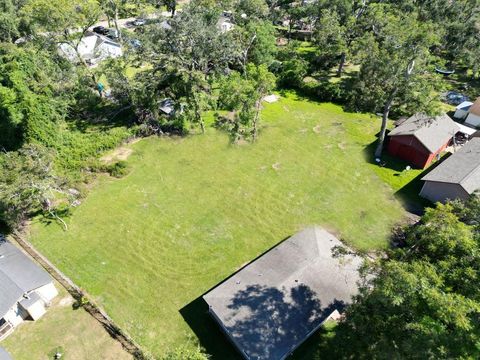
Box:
[25,93,406,358]
[1,285,131,360]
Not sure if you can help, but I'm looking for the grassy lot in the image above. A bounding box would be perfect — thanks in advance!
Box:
[1,285,131,360]
[26,93,407,358]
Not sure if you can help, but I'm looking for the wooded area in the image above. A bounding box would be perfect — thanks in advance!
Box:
[1,0,480,358]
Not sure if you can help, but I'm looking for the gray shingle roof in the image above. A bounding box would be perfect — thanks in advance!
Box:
[422,138,480,194]
[203,227,362,360]
[388,113,459,153]
[0,240,52,318]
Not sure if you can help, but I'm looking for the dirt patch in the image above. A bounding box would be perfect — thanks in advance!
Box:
[272,162,281,171]
[337,142,347,150]
[313,125,322,133]
[58,296,74,307]
[100,138,141,164]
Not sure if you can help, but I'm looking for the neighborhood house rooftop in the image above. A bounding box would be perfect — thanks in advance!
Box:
[203,227,363,360]
[0,240,52,318]
[422,138,480,193]
[388,113,459,153]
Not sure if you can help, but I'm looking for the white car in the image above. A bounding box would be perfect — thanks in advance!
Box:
[133,18,146,26]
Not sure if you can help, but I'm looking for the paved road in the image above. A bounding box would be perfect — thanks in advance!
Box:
[91,11,172,31]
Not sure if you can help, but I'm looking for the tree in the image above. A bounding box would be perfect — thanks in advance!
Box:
[0,144,74,230]
[0,0,22,42]
[99,0,130,43]
[350,5,441,158]
[124,3,238,133]
[313,1,368,76]
[0,43,70,150]
[328,201,480,359]
[218,64,275,141]
[23,0,102,82]
[231,19,277,73]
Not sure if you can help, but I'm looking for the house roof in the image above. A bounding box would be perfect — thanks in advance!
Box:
[422,138,480,193]
[456,101,473,111]
[469,98,480,116]
[0,240,52,318]
[203,227,362,360]
[388,113,459,153]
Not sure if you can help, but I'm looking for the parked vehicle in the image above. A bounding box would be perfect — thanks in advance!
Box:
[93,26,109,35]
[133,18,146,26]
[106,28,119,39]
[445,91,469,106]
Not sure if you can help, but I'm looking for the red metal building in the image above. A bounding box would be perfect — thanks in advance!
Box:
[387,113,459,169]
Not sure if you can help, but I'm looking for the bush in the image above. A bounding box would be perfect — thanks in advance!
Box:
[106,161,130,178]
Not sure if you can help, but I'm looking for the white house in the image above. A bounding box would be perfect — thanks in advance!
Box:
[59,32,123,66]
[465,97,480,128]
[0,240,58,341]
[453,101,473,120]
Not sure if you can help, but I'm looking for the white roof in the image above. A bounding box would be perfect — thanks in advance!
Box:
[456,101,473,110]
[457,123,477,136]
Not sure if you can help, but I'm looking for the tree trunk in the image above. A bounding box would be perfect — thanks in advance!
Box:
[114,7,122,43]
[252,100,261,141]
[375,59,415,158]
[374,94,395,158]
[107,14,112,28]
[337,52,346,77]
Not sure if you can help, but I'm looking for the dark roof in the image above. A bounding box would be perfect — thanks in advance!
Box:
[388,113,459,153]
[203,227,362,360]
[422,138,480,193]
[0,239,52,318]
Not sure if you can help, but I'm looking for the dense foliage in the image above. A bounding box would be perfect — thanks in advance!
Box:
[326,198,480,358]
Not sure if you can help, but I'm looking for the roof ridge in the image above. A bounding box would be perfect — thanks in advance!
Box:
[458,147,480,185]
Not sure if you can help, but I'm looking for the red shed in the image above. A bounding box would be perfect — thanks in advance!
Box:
[387,113,459,169]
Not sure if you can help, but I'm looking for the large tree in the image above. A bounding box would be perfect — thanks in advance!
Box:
[0,43,70,150]
[328,200,480,359]
[351,4,441,158]
[123,2,238,133]
[23,0,102,80]
[0,144,73,230]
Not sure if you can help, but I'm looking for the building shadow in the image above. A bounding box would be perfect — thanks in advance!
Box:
[363,140,455,215]
[180,296,242,360]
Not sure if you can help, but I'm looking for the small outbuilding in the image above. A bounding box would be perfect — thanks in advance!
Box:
[387,113,459,168]
[0,239,58,341]
[420,138,480,203]
[203,227,363,360]
[465,98,480,128]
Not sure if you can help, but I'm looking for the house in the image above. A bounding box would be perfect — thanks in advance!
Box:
[387,113,459,168]
[59,32,123,66]
[420,138,480,203]
[0,239,58,341]
[203,227,362,360]
[454,101,473,120]
[465,98,480,128]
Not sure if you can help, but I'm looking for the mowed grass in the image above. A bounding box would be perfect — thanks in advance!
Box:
[2,285,131,360]
[27,93,405,357]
